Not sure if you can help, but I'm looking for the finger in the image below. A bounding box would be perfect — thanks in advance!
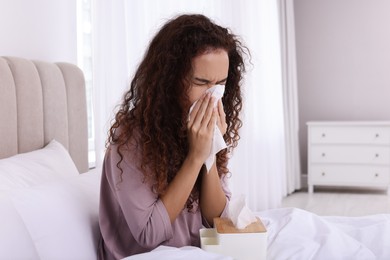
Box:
[201,96,216,126]
[208,108,218,129]
[218,100,226,120]
[214,100,223,127]
[188,93,208,125]
[194,94,210,125]
[193,93,212,126]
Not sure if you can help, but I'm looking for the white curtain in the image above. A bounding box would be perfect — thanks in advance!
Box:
[226,0,287,211]
[278,0,302,194]
[92,0,129,166]
[91,0,300,211]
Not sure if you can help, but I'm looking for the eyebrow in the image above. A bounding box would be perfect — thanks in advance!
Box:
[193,77,228,85]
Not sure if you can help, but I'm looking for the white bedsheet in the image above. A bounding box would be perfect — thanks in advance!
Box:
[127,208,390,260]
[258,208,390,260]
[124,246,232,260]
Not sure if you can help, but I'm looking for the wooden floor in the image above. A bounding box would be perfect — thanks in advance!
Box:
[281,187,390,217]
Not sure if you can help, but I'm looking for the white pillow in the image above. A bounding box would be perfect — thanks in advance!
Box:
[7,171,101,260]
[0,140,79,190]
[0,140,101,260]
[0,193,40,259]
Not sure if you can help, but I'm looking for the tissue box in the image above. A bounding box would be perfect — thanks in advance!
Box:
[200,217,267,260]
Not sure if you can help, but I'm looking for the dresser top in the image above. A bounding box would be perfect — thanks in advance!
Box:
[307,121,390,126]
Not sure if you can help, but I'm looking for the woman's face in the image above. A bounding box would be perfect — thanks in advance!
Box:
[187,49,229,105]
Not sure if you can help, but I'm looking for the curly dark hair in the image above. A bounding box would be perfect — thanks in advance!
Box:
[108,14,248,209]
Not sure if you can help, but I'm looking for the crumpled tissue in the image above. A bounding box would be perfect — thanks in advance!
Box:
[228,195,258,229]
[188,84,227,172]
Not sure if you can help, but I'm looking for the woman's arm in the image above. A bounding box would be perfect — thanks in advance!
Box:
[200,161,228,225]
[200,99,230,224]
[159,154,204,223]
[160,93,216,223]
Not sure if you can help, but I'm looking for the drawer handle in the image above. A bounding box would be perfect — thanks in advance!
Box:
[321,172,326,176]
[375,153,379,158]
[321,133,326,138]
[375,173,379,177]
[375,133,380,138]
[321,153,326,157]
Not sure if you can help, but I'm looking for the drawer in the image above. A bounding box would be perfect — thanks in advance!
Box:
[310,165,390,185]
[309,126,390,145]
[310,145,390,165]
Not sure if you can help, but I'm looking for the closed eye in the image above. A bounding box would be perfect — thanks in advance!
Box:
[193,78,210,86]
[193,77,227,86]
[193,81,209,86]
[216,78,227,85]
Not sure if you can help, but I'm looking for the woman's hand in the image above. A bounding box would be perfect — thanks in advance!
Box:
[216,100,227,135]
[187,93,217,163]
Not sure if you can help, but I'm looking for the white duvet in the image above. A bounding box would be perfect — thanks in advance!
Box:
[259,208,390,260]
[128,208,390,260]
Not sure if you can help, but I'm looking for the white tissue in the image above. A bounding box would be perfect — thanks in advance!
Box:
[228,195,257,229]
[188,85,227,172]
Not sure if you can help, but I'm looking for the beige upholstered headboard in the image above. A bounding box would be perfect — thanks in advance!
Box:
[0,56,89,173]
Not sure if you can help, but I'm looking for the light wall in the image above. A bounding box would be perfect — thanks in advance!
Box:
[0,0,77,63]
[294,0,390,176]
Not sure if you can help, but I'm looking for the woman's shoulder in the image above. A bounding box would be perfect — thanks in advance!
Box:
[110,124,142,148]
[105,126,143,165]
[103,131,145,185]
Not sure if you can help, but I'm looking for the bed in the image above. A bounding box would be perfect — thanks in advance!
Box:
[0,56,100,259]
[1,56,389,260]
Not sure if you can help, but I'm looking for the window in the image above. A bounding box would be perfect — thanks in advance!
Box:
[77,0,95,168]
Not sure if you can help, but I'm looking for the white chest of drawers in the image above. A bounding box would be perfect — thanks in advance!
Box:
[307,121,390,194]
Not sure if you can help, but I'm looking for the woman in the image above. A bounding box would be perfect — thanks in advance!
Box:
[98,14,248,259]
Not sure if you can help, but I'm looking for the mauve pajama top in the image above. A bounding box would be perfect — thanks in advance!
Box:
[97,142,231,259]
